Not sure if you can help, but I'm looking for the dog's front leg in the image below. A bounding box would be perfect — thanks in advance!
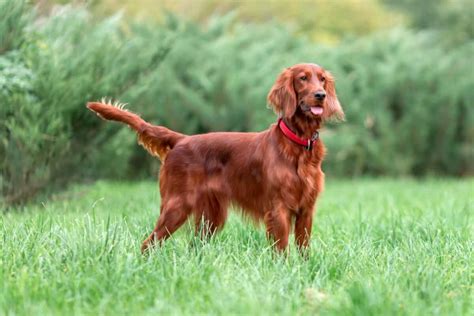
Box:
[295,207,315,251]
[264,205,291,252]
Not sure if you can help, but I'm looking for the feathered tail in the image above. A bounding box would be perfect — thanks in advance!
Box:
[87,99,185,161]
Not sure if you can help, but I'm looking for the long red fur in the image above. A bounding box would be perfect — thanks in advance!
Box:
[87,63,343,253]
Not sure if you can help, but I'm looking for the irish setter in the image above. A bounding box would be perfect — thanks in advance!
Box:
[87,63,344,253]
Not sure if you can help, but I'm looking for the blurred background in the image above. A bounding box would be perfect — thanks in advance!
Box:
[1,0,473,205]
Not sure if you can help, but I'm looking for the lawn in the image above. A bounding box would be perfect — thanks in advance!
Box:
[1,179,472,315]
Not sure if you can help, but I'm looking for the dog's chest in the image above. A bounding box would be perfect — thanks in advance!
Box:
[276,155,321,211]
[296,157,320,201]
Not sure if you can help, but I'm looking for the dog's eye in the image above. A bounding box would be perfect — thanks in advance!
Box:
[300,76,307,81]
[320,76,326,82]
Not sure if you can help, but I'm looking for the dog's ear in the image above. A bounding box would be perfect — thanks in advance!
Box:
[267,68,297,118]
[323,71,344,121]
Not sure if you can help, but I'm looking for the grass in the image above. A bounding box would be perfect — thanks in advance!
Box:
[1,178,473,315]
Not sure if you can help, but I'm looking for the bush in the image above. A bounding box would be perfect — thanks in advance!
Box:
[0,3,171,204]
[122,21,474,177]
[318,30,474,176]
[1,2,472,205]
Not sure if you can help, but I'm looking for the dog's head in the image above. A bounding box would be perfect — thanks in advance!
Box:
[267,63,344,122]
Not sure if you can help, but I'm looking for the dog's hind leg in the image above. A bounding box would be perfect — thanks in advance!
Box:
[141,198,191,253]
[194,193,229,239]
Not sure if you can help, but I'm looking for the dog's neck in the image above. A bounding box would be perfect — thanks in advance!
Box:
[282,114,321,140]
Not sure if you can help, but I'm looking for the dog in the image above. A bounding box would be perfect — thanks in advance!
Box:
[87,63,344,253]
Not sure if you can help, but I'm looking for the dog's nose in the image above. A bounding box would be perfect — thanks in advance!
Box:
[314,91,326,100]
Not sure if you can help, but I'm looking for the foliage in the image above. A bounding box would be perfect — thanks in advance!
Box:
[117,18,474,178]
[319,30,474,176]
[1,2,473,204]
[0,2,171,204]
[1,179,472,314]
[382,0,473,44]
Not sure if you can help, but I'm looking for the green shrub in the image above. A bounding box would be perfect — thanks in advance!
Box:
[0,2,170,204]
[123,20,473,177]
[1,2,472,205]
[319,30,474,176]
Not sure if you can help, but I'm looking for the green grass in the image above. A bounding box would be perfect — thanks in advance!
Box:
[1,179,473,315]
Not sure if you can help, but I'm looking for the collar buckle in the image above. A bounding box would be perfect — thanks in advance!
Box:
[305,131,319,150]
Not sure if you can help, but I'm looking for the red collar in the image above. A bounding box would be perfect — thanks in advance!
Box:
[278,118,319,150]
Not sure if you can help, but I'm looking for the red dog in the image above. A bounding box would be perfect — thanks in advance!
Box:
[87,63,344,252]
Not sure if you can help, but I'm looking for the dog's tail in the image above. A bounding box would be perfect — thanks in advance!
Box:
[87,99,185,161]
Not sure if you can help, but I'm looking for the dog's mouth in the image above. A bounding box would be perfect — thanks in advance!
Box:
[301,104,324,116]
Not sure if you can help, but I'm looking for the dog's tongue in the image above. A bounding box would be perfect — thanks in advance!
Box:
[310,107,323,115]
